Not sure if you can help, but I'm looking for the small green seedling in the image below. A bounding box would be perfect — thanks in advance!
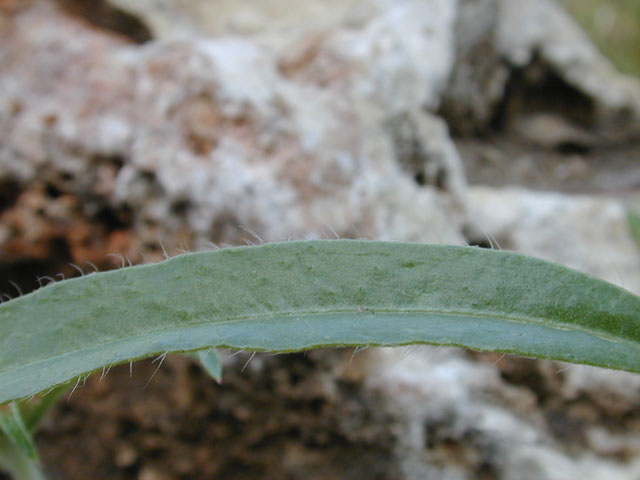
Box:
[2,240,640,479]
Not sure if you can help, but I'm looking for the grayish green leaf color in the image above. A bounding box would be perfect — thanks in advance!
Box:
[1,240,640,405]
[193,349,223,383]
[0,403,38,461]
[19,385,69,432]
[0,434,45,480]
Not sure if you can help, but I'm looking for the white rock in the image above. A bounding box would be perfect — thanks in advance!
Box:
[466,186,640,293]
[498,0,640,133]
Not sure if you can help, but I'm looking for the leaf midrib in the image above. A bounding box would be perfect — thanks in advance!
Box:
[1,305,635,377]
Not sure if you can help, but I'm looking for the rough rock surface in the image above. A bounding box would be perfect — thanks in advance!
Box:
[367,346,640,480]
[466,187,640,292]
[497,0,640,139]
[0,0,467,264]
[1,0,640,479]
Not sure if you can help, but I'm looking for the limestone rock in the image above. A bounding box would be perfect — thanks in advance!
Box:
[498,0,640,139]
[364,346,640,480]
[0,0,467,265]
[466,186,640,293]
[107,0,640,139]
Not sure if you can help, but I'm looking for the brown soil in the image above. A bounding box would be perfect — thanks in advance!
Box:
[34,351,398,480]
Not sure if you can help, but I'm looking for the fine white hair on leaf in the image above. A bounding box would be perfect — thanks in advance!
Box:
[224,349,245,364]
[125,254,133,267]
[159,241,169,260]
[201,240,220,251]
[488,232,501,250]
[8,281,23,297]
[36,275,56,287]
[100,364,114,382]
[176,241,191,255]
[42,386,56,396]
[241,351,257,373]
[67,376,83,400]
[107,253,126,268]
[349,346,368,365]
[56,273,65,280]
[475,224,501,250]
[483,228,495,250]
[351,223,365,240]
[144,352,168,388]
[492,353,506,365]
[238,225,264,244]
[606,252,625,289]
[555,364,572,374]
[400,345,419,360]
[69,263,85,276]
[326,224,340,239]
[85,260,99,273]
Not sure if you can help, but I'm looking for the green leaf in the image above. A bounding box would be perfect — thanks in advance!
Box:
[627,209,640,249]
[0,434,46,480]
[191,349,223,383]
[2,240,640,405]
[19,385,69,432]
[0,403,39,461]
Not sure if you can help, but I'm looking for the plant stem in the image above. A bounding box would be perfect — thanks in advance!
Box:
[0,435,47,480]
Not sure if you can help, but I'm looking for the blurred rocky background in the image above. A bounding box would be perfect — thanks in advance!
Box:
[1,0,640,478]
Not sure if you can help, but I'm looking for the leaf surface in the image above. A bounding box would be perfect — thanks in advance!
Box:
[191,349,223,383]
[0,403,38,461]
[2,240,640,404]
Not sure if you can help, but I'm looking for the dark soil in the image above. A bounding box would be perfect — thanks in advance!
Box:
[35,351,398,480]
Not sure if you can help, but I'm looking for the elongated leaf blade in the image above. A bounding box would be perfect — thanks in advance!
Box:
[1,240,640,404]
[0,403,39,461]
